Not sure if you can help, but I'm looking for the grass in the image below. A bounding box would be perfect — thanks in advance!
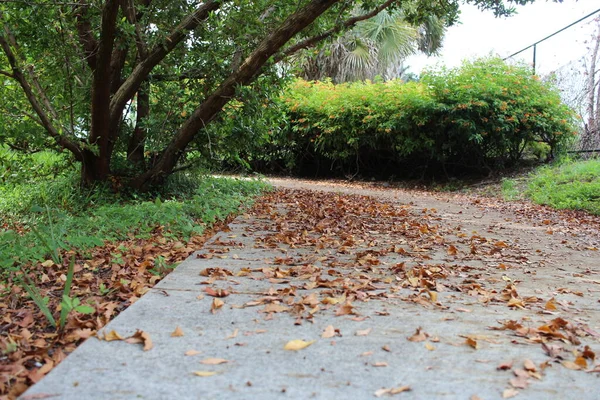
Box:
[527,158,600,215]
[0,155,271,276]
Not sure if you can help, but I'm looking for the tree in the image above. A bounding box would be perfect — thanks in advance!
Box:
[581,16,600,151]
[296,8,446,83]
[0,0,539,191]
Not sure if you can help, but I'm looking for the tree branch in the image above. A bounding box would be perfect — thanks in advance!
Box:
[109,0,224,124]
[74,0,98,71]
[130,0,341,189]
[0,34,83,160]
[0,69,13,78]
[274,0,397,63]
[122,0,148,59]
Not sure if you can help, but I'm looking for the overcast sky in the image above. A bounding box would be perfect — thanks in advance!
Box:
[406,0,600,75]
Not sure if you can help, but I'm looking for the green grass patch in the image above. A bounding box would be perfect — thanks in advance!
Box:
[527,159,600,215]
[0,169,270,274]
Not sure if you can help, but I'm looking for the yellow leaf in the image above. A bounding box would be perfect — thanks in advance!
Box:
[284,339,315,351]
[171,326,185,337]
[200,358,229,365]
[102,330,124,342]
[41,260,54,268]
[574,356,588,369]
[226,329,239,339]
[192,371,218,377]
[545,298,557,311]
[425,342,435,351]
[185,350,202,356]
[428,291,438,302]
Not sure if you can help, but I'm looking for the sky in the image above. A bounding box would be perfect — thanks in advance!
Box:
[405,0,600,75]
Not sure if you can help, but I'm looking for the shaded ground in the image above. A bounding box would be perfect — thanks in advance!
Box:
[21,178,600,399]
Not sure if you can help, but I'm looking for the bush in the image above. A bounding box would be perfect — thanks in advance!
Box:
[263,57,577,178]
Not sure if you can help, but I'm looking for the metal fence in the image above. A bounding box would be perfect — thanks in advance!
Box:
[503,7,600,154]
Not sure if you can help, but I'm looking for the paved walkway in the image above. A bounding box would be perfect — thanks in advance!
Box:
[22,179,600,399]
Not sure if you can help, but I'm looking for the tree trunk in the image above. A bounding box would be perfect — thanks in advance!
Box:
[85,0,120,185]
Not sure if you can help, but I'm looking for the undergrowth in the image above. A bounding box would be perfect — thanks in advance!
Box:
[527,158,600,215]
[0,163,270,275]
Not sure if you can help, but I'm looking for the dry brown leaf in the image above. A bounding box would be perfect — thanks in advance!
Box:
[574,356,588,369]
[335,302,355,316]
[503,388,519,398]
[561,361,581,370]
[124,330,153,351]
[284,339,315,351]
[523,359,536,372]
[192,371,218,377]
[372,362,388,367]
[200,358,229,365]
[407,327,427,342]
[321,325,336,339]
[497,360,513,371]
[226,329,239,339]
[262,303,289,313]
[382,345,391,352]
[102,330,124,342]
[374,386,411,397]
[211,298,224,314]
[356,328,372,337]
[545,298,557,311]
[171,326,185,337]
[447,245,458,256]
[185,350,202,356]
[465,337,479,350]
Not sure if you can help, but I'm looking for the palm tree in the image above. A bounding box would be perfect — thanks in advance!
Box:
[297,9,446,83]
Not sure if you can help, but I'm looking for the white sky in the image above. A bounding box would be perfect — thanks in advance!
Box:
[406,0,600,75]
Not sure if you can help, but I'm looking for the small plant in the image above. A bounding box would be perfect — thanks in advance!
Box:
[17,257,95,331]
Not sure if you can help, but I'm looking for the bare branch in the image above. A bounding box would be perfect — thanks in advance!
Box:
[109,0,224,124]
[275,0,397,63]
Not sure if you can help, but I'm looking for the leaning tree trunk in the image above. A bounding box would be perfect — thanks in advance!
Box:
[129,0,340,190]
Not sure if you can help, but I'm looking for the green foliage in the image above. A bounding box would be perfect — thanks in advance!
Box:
[270,58,577,177]
[0,173,270,273]
[16,257,94,330]
[527,159,600,215]
[501,178,520,201]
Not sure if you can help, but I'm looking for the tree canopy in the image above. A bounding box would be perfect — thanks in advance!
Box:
[0,0,540,190]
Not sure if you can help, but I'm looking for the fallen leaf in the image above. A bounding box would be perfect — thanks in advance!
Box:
[382,345,391,352]
[192,371,218,377]
[562,361,582,370]
[503,388,519,398]
[465,337,479,350]
[510,369,529,389]
[574,356,588,369]
[124,330,153,351]
[284,339,315,351]
[211,298,224,313]
[497,360,513,371]
[447,245,458,256]
[335,302,355,316]
[171,326,184,337]
[523,359,536,372]
[185,350,202,356]
[425,342,435,351]
[322,325,336,339]
[204,287,230,297]
[102,330,124,342]
[545,298,557,311]
[200,358,229,365]
[227,329,239,339]
[407,327,427,342]
[372,362,388,367]
[375,386,411,397]
[356,328,372,336]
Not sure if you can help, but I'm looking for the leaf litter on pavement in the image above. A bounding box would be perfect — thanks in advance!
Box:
[3,185,600,398]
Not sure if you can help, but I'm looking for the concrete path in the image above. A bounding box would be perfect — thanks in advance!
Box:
[22,179,600,399]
